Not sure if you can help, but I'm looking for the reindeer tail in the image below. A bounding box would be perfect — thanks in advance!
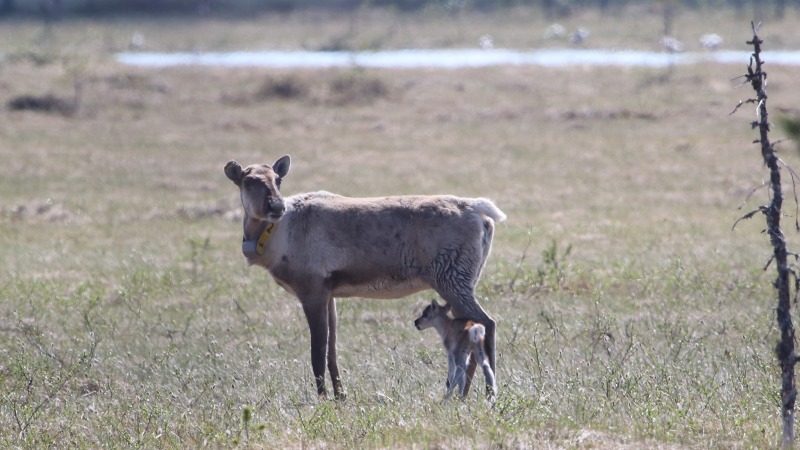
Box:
[472,198,507,223]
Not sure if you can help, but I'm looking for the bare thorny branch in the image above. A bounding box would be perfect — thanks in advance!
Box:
[731,205,767,231]
[731,21,799,448]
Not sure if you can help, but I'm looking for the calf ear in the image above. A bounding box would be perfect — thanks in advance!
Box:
[224,161,243,185]
[273,155,291,178]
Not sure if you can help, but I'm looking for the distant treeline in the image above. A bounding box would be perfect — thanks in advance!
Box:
[1,0,798,17]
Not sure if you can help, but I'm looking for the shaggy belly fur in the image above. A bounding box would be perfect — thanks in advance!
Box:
[330,274,430,299]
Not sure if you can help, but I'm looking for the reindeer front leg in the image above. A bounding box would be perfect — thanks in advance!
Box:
[302,300,329,398]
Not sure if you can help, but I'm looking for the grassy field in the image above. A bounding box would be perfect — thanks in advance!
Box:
[3,5,800,449]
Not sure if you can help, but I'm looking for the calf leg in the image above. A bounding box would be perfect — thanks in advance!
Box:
[327,298,346,399]
[481,362,497,400]
[301,300,329,398]
[461,355,478,396]
[444,352,457,399]
[475,341,497,400]
[452,351,469,398]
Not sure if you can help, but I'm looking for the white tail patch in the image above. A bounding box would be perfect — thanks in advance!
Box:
[469,324,485,345]
[472,198,507,222]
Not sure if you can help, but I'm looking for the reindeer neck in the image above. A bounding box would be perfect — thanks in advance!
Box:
[435,318,459,348]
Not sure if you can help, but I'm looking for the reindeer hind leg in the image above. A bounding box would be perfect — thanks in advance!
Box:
[327,297,346,400]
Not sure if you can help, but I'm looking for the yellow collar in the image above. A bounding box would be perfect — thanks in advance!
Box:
[255,222,275,255]
[242,222,275,258]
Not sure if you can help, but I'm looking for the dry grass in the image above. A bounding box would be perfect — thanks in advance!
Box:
[2,5,800,449]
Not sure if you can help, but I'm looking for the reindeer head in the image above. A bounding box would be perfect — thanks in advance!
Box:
[414,300,451,331]
[225,155,291,223]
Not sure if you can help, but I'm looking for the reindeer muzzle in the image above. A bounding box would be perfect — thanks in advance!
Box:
[265,198,286,220]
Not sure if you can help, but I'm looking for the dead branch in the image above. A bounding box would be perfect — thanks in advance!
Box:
[736,21,797,448]
[730,98,758,115]
[732,206,766,230]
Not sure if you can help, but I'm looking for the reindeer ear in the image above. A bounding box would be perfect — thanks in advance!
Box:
[430,300,439,310]
[224,161,243,185]
[273,155,291,178]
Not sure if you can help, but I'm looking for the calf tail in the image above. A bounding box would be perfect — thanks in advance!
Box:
[469,324,485,345]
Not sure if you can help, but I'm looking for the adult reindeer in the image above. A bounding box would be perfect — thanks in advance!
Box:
[224,155,505,399]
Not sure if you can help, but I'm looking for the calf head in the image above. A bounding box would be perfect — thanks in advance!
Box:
[225,155,291,222]
[414,300,450,330]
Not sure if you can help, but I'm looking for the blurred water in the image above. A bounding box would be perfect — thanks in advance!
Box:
[115,48,800,69]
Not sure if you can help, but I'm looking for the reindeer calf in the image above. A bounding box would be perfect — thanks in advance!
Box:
[414,300,497,401]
